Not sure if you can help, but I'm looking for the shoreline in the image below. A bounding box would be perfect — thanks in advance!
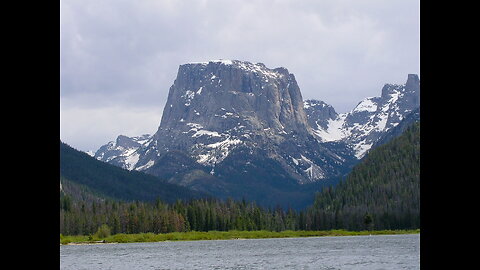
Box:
[60,229,420,246]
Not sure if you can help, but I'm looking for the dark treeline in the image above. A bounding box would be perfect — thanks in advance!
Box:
[60,195,299,235]
[60,121,420,235]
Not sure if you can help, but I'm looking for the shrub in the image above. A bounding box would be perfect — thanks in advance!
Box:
[95,224,111,239]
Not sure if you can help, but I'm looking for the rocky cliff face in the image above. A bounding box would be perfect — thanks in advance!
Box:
[159,60,310,137]
[130,60,350,184]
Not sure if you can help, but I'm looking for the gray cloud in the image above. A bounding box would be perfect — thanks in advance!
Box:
[60,0,419,151]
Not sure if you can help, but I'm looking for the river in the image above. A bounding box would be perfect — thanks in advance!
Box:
[60,234,419,269]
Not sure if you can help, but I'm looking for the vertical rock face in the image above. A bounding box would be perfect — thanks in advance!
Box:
[127,60,351,184]
[157,60,309,141]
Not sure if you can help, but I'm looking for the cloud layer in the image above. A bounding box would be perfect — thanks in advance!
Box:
[60,0,420,151]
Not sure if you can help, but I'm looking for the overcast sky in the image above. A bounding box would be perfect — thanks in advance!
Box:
[60,0,420,152]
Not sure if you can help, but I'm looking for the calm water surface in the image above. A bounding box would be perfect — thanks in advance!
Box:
[60,234,419,270]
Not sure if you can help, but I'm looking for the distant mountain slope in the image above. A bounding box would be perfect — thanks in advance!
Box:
[309,121,420,230]
[305,74,420,158]
[60,141,207,203]
[372,107,420,149]
[94,134,152,170]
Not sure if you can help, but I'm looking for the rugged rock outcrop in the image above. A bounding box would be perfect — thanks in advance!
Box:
[306,74,420,158]
[130,60,351,184]
[94,134,151,170]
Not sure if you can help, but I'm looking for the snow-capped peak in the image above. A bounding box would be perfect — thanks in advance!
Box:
[305,74,420,159]
[94,134,153,170]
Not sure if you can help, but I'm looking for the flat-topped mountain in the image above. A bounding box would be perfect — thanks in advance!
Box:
[93,60,419,207]
[139,60,351,184]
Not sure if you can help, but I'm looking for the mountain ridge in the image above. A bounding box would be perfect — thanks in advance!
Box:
[90,60,419,206]
[305,73,420,158]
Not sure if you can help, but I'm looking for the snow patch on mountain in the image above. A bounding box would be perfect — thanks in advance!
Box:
[195,137,243,166]
[187,59,286,80]
[136,160,155,171]
[312,113,348,142]
[307,76,419,159]
[353,98,377,113]
[94,134,152,170]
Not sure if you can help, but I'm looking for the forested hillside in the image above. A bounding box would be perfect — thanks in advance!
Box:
[60,142,207,203]
[306,121,420,230]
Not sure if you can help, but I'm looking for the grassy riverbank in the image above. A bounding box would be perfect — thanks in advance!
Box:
[60,229,419,245]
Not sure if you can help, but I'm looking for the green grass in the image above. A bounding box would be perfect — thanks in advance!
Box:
[60,229,420,245]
